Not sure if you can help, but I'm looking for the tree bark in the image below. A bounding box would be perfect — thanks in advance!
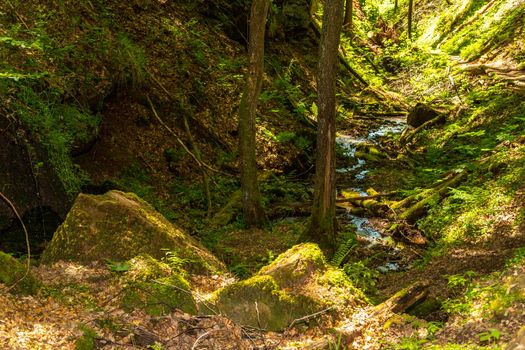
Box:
[238,0,269,227]
[408,0,414,39]
[308,0,345,247]
[344,0,353,31]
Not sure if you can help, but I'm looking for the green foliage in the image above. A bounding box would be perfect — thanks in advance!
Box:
[75,324,97,350]
[478,329,502,344]
[342,260,379,294]
[105,259,131,273]
[112,33,147,88]
[331,229,357,267]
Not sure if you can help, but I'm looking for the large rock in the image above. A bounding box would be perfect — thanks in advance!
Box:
[0,252,40,295]
[205,243,364,331]
[407,103,440,128]
[41,191,225,274]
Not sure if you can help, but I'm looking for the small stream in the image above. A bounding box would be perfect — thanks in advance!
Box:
[336,117,406,271]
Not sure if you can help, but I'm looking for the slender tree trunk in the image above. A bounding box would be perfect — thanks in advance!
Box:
[408,0,413,39]
[344,0,353,32]
[309,0,344,247]
[394,0,398,13]
[238,0,269,227]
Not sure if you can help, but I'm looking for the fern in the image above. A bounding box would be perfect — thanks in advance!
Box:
[331,233,357,267]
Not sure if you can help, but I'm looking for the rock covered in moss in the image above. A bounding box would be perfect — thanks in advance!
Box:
[258,243,326,289]
[0,252,39,294]
[205,243,364,331]
[207,275,317,331]
[121,254,197,316]
[42,191,225,274]
[407,103,440,128]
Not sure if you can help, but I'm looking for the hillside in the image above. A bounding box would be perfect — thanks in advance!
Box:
[0,0,524,349]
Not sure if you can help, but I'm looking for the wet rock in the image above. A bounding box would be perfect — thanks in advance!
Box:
[407,103,440,128]
[41,190,225,274]
[205,243,365,331]
[0,252,40,295]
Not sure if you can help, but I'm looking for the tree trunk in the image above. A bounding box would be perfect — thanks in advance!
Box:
[344,0,353,31]
[308,0,345,247]
[238,0,269,227]
[408,0,413,39]
[394,0,398,13]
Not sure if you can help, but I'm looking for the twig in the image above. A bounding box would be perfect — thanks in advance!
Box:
[191,329,223,350]
[5,0,30,30]
[0,192,31,292]
[287,306,334,329]
[254,301,262,329]
[146,95,230,176]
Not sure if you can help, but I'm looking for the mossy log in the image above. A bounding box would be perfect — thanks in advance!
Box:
[372,281,429,317]
[398,170,467,222]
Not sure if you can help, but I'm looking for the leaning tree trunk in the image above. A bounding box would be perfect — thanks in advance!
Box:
[309,0,345,247]
[408,0,413,39]
[238,0,269,227]
[344,0,353,32]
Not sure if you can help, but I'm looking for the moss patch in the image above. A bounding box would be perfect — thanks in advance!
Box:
[258,242,327,289]
[41,191,225,274]
[207,274,318,331]
[121,254,197,316]
[0,251,39,295]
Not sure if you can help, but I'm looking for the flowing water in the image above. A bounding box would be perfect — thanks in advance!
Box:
[336,117,406,271]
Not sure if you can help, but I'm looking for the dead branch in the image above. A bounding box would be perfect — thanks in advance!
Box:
[287,306,334,329]
[146,95,230,177]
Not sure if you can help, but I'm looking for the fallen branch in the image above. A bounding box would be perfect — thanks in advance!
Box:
[146,95,229,177]
[0,192,31,292]
[371,281,429,317]
[287,306,334,329]
[398,170,467,222]
[336,191,398,203]
[400,113,447,145]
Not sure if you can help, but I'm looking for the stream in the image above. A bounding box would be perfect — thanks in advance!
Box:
[336,117,406,272]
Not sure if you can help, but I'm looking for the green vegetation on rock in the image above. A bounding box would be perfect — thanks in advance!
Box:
[0,252,39,295]
[41,190,225,274]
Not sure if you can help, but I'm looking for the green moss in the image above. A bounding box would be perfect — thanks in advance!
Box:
[41,191,225,274]
[258,243,327,288]
[0,252,39,295]
[208,275,319,331]
[75,325,97,350]
[121,254,197,315]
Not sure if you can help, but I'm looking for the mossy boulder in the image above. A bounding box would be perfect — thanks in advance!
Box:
[0,252,39,294]
[205,243,364,331]
[207,275,317,331]
[42,191,225,274]
[121,254,197,316]
[407,103,440,128]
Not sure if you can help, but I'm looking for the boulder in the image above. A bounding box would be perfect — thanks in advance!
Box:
[41,191,225,274]
[120,254,197,316]
[407,103,440,128]
[205,243,364,331]
[0,251,39,295]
